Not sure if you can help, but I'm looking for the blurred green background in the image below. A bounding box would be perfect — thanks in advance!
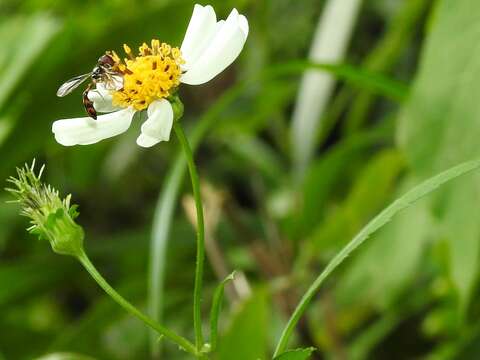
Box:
[2,0,480,359]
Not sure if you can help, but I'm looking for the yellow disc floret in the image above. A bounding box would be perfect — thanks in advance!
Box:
[111,40,184,111]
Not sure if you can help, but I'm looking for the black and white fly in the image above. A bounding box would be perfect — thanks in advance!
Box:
[56,54,123,119]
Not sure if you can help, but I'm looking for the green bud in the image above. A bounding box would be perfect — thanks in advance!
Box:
[6,160,84,257]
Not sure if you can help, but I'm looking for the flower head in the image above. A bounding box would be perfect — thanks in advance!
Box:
[110,41,185,111]
[53,5,249,148]
[6,161,84,257]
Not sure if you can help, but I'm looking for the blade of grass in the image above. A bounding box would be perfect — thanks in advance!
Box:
[273,347,316,360]
[209,272,236,352]
[276,61,408,102]
[291,0,364,178]
[273,159,480,356]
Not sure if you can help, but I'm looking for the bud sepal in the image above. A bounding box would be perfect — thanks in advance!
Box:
[6,161,84,258]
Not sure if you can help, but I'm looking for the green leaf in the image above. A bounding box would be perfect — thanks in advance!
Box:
[218,291,269,360]
[68,204,80,220]
[273,347,316,360]
[397,0,480,311]
[209,271,235,351]
[278,61,408,102]
[336,177,433,309]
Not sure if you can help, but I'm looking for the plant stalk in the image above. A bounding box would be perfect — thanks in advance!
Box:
[174,122,206,351]
[77,251,198,357]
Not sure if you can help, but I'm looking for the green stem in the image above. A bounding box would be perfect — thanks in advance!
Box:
[173,122,206,351]
[77,251,197,357]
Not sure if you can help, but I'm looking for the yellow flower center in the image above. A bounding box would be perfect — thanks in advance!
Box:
[111,40,184,111]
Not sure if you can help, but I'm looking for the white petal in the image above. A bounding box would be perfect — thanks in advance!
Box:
[52,108,135,146]
[181,8,248,85]
[85,83,121,113]
[238,14,249,37]
[136,133,162,148]
[136,99,174,148]
[180,4,217,69]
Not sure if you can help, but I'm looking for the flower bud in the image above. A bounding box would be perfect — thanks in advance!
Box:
[6,160,84,257]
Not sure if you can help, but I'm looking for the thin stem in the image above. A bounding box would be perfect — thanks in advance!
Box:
[77,251,198,357]
[174,122,206,351]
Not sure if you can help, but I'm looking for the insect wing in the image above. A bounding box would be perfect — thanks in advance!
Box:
[56,73,90,97]
[103,73,124,91]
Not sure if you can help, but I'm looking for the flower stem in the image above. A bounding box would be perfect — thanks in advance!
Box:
[173,122,206,351]
[77,251,198,356]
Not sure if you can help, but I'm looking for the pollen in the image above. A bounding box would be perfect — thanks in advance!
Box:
[111,40,184,111]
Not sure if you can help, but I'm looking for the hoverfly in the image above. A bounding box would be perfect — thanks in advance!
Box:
[56,54,123,120]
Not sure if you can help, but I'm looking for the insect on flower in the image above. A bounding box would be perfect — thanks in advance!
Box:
[56,54,124,120]
[53,4,248,148]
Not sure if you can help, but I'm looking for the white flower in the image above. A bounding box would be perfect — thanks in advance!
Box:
[53,4,249,148]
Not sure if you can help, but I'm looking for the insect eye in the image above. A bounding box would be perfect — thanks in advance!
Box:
[99,54,115,67]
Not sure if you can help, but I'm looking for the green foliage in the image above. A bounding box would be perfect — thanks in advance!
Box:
[217,291,269,360]
[209,272,235,352]
[35,353,95,360]
[273,347,316,360]
[398,0,480,313]
[3,0,480,359]
[274,159,480,356]
[309,149,405,253]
